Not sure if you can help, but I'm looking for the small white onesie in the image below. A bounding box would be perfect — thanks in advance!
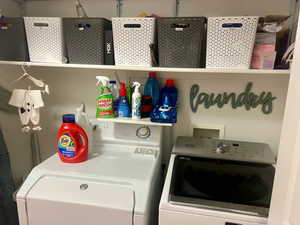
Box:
[9,89,44,132]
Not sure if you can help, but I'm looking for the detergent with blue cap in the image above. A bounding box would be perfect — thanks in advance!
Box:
[56,114,88,163]
[151,79,178,123]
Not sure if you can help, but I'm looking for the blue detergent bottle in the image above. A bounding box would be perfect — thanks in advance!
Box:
[144,72,160,107]
[151,80,178,123]
[160,79,178,107]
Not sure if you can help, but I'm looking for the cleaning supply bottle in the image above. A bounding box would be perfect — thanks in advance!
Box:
[109,80,119,100]
[117,82,131,118]
[151,79,178,123]
[96,76,115,118]
[144,72,160,107]
[57,114,88,163]
[132,82,142,120]
[160,79,178,107]
[126,85,133,107]
[109,80,119,116]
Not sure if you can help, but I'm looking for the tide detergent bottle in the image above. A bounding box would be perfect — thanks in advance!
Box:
[56,114,88,163]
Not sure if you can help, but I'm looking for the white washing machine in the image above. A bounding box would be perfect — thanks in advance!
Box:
[160,137,276,225]
[17,122,163,225]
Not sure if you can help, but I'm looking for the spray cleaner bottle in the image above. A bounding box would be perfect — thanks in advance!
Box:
[96,76,115,118]
[132,82,142,120]
[117,82,131,118]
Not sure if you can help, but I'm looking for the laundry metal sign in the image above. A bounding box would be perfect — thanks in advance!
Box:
[190,82,277,115]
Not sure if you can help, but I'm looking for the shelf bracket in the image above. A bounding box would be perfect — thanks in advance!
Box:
[116,0,123,17]
[175,0,180,17]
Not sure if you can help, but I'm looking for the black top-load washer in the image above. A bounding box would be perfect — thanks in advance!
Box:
[169,137,276,217]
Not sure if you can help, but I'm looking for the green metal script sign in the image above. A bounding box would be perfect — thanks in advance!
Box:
[190,82,276,115]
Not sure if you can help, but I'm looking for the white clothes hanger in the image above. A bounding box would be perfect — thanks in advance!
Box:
[282,42,295,65]
[75,0,88,18]
[11,65,49,94]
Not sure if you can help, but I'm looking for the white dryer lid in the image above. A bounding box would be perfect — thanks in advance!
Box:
[26,176,134,225]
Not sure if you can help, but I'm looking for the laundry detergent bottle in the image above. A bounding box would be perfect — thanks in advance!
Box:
[57,114,89,163]
[160,79,178,107]
[144,72,160,107]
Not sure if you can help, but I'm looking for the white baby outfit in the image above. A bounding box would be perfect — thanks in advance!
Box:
[9,89,45,132]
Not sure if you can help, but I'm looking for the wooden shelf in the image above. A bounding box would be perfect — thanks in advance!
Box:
[0,61,290,75]
[96,117,173,127]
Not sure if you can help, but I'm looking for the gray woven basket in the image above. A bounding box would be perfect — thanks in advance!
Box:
[0,17,29,61]
[63,18,111,65]
[157,17,206,68]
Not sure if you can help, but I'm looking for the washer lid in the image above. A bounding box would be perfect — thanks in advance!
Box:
[173,137,276,164]
[26,176,134,225]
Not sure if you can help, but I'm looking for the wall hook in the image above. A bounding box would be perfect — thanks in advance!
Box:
[175,0,181,17]
[116,0,123,17]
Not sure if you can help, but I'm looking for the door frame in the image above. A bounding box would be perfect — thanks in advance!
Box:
[268,8,300,225]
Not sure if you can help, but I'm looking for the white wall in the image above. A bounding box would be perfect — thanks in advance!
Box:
[25,67,288,162]
[0,0,289,164]
[24,0,289,17]
[0,0,21,17]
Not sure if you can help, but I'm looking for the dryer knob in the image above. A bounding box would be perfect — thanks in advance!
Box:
[136,126,151,139]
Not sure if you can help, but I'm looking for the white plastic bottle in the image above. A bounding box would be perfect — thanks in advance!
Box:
[132,82,142,120]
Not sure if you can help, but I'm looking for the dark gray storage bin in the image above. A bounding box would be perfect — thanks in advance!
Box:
[63,18,111,64]
[157,17,206,68]
[0,17,29,61]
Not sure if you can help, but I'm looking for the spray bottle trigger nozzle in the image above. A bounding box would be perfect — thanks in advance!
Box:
[96,76,110,86]
[133,82,141,93]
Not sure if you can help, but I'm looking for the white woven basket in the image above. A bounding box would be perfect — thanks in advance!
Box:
[24,17,66,63]
[206,16,258,69]
[112,17,155,66]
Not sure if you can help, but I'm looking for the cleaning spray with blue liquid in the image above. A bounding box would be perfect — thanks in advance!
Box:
[117,82,131,118]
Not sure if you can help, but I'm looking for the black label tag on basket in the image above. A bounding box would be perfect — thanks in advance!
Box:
[124,24,141,28]
[171,23,190,31]
[34,23,49,27]
[76,23,91,31]
[104,30,115,65]
[222,23,243,28]
[0,23,10,30]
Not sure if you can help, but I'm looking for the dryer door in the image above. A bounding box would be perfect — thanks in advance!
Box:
[26,176,134,225]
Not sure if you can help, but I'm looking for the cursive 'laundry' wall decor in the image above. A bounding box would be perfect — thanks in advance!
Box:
[190,82,277,115]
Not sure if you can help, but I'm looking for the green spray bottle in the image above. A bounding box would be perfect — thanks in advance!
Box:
[96,76,115,118]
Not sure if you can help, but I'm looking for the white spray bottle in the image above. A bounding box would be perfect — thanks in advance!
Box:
[132,82,142,120]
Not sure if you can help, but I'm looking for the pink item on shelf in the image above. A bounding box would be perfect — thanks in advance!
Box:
[253,44,275,53]
[251,32,277,69]
[251,50,277,69]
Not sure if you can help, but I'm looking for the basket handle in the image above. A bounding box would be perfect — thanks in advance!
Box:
[222,23,243,28]
[124,24,141,28]
[75,23,91,31]
[171,23,190,28]
[34,23,49,27]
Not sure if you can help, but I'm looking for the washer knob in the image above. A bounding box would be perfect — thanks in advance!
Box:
[136,126,151,139]
[216,143,227,154]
